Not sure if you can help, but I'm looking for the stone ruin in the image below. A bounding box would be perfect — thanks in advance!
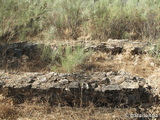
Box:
[0,70,156,107]
[0,41,159,107]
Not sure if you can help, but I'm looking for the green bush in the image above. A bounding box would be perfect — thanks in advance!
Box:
[50,0,92,39]
[89,0,160,40]
[0,0,48,43]
[148,40,160,61]
[1,0,160,42]
[52,45,92,73]
[40,45,56,64]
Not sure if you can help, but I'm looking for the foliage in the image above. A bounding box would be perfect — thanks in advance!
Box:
[148,40,160,61]
[39,45,56,64]
[52,45,92,73]
[0,0,48,43]
[1,0,160,42]
[50,0,92,39]
[89,0,160,40]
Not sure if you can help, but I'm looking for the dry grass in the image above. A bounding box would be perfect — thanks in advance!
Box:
[0,95,138,120]
[0,104,18,120]
[0,95,19,120]
[1,95,159,120]
[115,53,157,78]
[84,50,160,78]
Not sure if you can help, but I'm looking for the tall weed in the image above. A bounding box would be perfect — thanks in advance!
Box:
[52,45,92,73]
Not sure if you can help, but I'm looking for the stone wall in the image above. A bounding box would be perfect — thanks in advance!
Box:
[0,71,157,107]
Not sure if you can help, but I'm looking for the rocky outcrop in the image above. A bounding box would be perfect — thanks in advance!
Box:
[0,70,156,107]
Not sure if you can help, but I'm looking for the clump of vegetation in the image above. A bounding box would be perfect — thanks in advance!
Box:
[89,0,160,40]
[40,45,56,65]
[1,0,160,43]
[49,0,88,39]
[38,43,92,73]
[148,40,160,61]
[0,0,48,43]
[52,45,92,73]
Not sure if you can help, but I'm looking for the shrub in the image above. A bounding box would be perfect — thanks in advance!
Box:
[40,45,56,64]
[0,0,48,43]
[50,0,91,40]
[1,0,160,42]
[52,45,92,73]
[148,40,160,61]
[89,0,160,40]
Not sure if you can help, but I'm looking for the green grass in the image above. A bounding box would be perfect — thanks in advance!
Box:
[49,0,92,39]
